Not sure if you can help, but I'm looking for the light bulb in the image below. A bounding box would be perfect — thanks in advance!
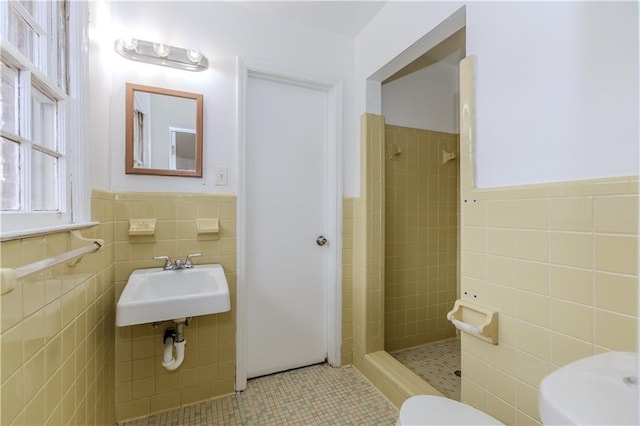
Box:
[153,42,171,58]
[186,49,203,63]
[120,36,138,51]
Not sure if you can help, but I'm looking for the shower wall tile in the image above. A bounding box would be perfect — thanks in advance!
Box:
[459,177,639,424]
[384,125,458,351]
[0,189,116,426]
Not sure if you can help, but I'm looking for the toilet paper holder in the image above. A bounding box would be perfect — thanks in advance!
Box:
[447,299,498,344]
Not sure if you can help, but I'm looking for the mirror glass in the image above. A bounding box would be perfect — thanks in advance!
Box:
[125,83,203,177]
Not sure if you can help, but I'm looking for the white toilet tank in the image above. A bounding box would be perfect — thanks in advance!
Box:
[397,395,504,425]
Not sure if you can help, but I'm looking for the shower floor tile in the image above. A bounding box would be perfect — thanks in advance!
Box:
[390,338,461,401]
[120,363,398,426]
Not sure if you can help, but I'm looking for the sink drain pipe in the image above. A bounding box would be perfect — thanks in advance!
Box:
[162,320,186,371]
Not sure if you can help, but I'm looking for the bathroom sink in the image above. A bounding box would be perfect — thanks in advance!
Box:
[116,264,230,326]
[539,351,639,425]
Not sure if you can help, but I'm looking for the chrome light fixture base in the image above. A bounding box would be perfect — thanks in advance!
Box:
[115,38,208,72]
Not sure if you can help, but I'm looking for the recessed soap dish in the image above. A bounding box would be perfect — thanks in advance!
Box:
[129,218,156,236]
[196,218,219,234]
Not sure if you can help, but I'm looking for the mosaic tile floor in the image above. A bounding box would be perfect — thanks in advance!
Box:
[390,338,461,401]
[121,363,398,426]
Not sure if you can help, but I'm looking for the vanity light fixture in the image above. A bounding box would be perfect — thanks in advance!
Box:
[115,37,208,72]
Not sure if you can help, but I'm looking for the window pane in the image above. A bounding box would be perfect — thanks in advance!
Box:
[1,66,19,134]
[1,139,21,211]
[31,87,57,151]
[8,6,38,64]
[31,149,58,211]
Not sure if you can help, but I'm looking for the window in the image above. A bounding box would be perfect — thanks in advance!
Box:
[1,0,86,235]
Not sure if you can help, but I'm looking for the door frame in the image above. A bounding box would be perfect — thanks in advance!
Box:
[236,57,343,391]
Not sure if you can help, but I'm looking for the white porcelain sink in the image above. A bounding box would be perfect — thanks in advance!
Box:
[539,351,639,425]
[116,264,230,327]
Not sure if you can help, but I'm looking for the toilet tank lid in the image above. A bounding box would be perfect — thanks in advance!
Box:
[399,395,504,425]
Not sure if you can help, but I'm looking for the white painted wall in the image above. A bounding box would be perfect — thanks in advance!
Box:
[91,2,638,194]
[356,1,638,188]
[90,1,354,194]
[88,0,113,191]
[382,62,459,133]
[467,1,638,187]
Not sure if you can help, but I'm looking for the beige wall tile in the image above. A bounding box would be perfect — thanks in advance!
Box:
[516,409,542,426]
[549,266,593,305]
[550,332,593,367]
[516,380,541,422]
[550,197,593,232]
[464,201,487,227]
[24,388,46,426]
[1,324,23,382]
[594,272,638,316]
[550,299,593,342]
[462,252,487,281]
[462,376,488,411]
[515,350,550,387]
[593,196,638,234]
[488,229,515,257]
[487,392,516,425]
[384,127,459,349]
[516,291,549,328]
[594,309,638,351]
[117,398,150,422]
[1,370,23,424]
[594,235,638,275]
[23,310,45,361]
[486,364,515,405]
[515,230,549,263]
[515,322,549,360]
[23,347,45,402]
[550,232,593,269]
[487,200,516,228]
[515,260,549,295]
[0,196,117,426]
[499,316,516,347]
[1,283,23,332]
[486,283,515,317]
[486,256,515,287]
[516,199,549,230]
[483,343,516,376]
[463,227,487,253]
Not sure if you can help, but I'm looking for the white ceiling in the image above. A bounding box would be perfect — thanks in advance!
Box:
[236,1,388,37]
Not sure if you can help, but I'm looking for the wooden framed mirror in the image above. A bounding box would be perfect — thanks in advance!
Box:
[125,83,203,177]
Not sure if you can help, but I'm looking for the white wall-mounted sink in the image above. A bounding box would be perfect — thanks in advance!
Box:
[539,351,639,425]
[116,264,230,327]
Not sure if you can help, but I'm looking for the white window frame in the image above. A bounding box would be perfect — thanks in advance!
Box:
[1,1,91,239]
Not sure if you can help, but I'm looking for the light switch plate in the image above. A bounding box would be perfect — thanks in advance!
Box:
[215,166,228,185]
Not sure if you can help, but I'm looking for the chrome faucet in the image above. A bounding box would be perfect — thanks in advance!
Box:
[154,253,202,270]
[153,255,174,270]
[184,253,202,268]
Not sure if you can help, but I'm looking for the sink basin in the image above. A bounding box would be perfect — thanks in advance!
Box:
[116,264,230,327]
[539,351,639,425]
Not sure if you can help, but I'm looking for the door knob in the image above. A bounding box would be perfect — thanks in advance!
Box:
[316,235,328,246]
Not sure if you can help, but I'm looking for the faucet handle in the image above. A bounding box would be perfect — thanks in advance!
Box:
[185,253,202,267]
[153,255,173,269]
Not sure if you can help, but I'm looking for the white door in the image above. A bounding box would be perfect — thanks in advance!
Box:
[245,75,329,378]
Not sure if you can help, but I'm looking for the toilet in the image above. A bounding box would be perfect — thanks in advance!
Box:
[397,395,504,425]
